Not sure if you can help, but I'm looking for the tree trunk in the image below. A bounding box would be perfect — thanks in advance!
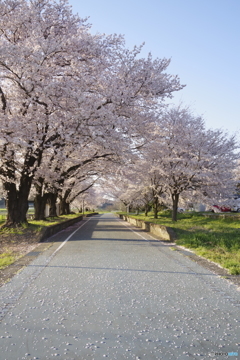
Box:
[144,204,150,216]
[1,141,44,227]
[65,202,70,214]
[172,193,179,222]
[34,193,48,220]
[34,180,48,220]
[59,198,71,215]
[153,196,159,219]
[3,176,32,227]
[47,193,58,217]
[59,188,71,215]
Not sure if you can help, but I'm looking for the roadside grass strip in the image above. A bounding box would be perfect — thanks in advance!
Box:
[118,211,240,275]
[0,253,15,269]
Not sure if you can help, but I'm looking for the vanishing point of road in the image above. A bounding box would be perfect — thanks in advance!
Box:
[0,213,239,360]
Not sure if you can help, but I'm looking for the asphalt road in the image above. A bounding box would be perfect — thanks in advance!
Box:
[0,213,239,360]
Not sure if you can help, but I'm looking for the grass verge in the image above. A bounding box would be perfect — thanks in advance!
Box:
[0,252,15,269]
[29,213,84,229]
[118,211,240,275]
[0,212,90,230]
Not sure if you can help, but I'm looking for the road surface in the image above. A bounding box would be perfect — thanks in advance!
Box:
[0,213,239,360]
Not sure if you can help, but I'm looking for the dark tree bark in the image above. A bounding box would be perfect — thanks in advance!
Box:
[1,140,45,227]
[34,193,49,220]
[65,202,70,214]
[63,201,70,215]
[47,192,58,217]
[59,188,72,215]
[3,182,29,227]
[171,192,179,222]
[59,198,70,215]
[144,203,151,216]
[3,169,34,227]
[153,196,159,219]
[34,179,48,220]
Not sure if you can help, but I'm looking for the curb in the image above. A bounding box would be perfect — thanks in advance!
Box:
[117,213,177,241]
[38,215,84,242]
[38,212,99,242]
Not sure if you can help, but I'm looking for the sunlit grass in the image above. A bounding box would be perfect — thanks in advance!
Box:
[29,213,84,226]
[29,218,64,227]
[0,252,15,269]
[0,226,24,235]
[195,248,240,275]
[0,213,85,236]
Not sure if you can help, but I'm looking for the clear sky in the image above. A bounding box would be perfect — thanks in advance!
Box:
[68,0,240,138]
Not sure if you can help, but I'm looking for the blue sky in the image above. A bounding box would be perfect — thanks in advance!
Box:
[69,0,240,138]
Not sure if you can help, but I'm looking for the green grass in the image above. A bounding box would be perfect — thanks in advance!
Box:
[118,211,240,275]
[29,213,81,226]
[0,252,15,269]
[0,207,34,222]
[27,213,86,232]
[0,212,97,234]
[0,226,25,234]
[0,213,85,232]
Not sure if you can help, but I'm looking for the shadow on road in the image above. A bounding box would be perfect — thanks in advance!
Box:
[27,263,218,276]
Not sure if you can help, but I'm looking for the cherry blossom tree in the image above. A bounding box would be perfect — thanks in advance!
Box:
[234,161,240,194]
[71,187,104,213]
[141,106,239,221]
[0,0,184,227]
[97,103,239,222]
[0,0,93,225]
[32,142,116,219]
